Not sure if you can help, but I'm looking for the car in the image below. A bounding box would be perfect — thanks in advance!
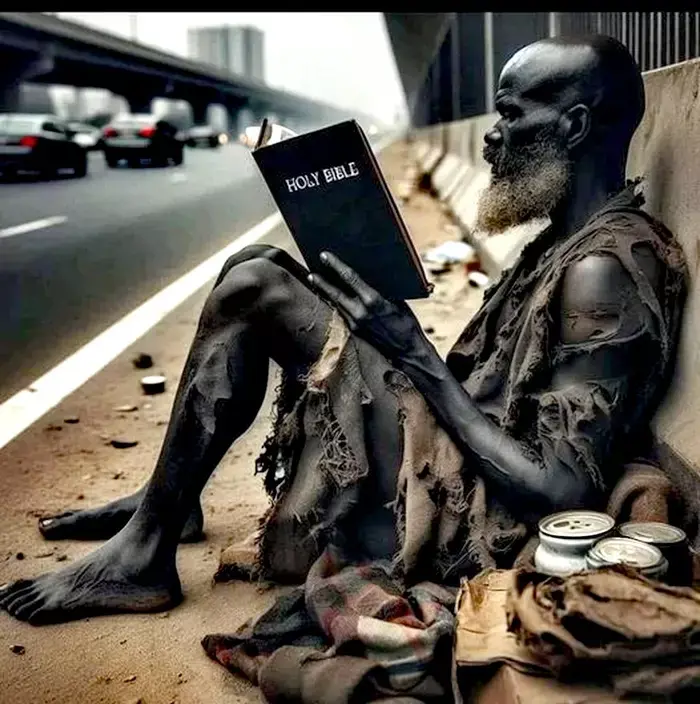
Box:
[186,125,227,148]
[101,115,185,168]
[0,113,88,180]
[67,121,104,151]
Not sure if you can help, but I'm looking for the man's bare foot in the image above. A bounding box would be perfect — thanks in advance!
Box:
[38,492,204,543]
[0,528,182,625]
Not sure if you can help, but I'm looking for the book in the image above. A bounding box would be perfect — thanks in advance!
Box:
[251,119,431,301]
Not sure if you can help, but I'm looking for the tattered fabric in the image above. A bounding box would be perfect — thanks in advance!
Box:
[252,181,688,586]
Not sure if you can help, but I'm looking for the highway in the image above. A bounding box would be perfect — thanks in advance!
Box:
[0,144,279,404]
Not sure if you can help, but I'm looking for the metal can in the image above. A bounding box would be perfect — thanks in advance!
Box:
[534,510,615,577]
[586,537,668,580]
[618,522,690,585]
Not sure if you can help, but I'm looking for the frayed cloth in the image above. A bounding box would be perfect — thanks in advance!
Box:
[506,567,700,696]
[247,181,687,588]
[203,545,456,703]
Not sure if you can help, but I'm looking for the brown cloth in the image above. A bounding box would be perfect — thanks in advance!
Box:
[506,567,700,696]
[250,180,688,588]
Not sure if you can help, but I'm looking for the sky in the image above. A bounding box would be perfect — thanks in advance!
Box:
[56,12,407,124]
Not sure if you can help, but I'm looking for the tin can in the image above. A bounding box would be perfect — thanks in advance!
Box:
[618,522,690,585]
[534,510,615,577]
[586,537,668,580]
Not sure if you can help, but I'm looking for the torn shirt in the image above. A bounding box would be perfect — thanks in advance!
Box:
[253,181,688,585]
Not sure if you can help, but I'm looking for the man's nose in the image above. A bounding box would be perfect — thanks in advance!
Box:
[484,127,503,147]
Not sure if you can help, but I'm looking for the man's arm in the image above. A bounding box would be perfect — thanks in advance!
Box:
[392,252,661,523]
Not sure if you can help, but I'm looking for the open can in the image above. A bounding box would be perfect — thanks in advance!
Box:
[618,522,690,585]
[586,537,668,580]
[534,510,615,577]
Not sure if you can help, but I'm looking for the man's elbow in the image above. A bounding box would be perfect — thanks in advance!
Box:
[546,471,599,514]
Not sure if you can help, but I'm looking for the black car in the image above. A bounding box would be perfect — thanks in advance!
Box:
[102,115,185,168]
[186,125,227,148]
[0,114,88,180]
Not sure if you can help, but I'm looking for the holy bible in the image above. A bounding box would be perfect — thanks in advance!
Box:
[251,120,431,301]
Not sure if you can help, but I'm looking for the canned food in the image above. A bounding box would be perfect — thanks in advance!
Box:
[534,510,615,577]
[619,522,690,585]
[586,537,668,579]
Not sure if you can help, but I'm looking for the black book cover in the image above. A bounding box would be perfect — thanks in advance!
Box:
[252,120,431,301]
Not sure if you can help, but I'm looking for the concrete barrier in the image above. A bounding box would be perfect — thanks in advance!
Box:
[409,57,700,523]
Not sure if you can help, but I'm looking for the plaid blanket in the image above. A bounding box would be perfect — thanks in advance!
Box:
[202,545,456,703]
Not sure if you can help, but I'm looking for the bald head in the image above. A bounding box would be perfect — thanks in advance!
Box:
[500,35,645,145]
[476,35,644,234]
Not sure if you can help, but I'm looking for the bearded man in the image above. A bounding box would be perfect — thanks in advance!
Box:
[0,35,687,626]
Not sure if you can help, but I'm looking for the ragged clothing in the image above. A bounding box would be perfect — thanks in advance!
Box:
[507,566,700,696]
[204,546,457,703]
[251,180,688,586]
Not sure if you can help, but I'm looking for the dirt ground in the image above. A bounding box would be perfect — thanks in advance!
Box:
[0,141,484,704]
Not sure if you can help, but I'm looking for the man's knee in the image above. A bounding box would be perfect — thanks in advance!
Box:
[205,254,297,324]
[215,245,307,287]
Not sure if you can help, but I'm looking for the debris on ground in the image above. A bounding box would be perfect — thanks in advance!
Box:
[132,353,154,369]
[10,645,25,655]
[15,552,24,560]
[468,271,490,288]
[141,375,166,395]
[123,675,137,683]
[423,240,476,265]
[64,416,80,424]
[45,424,63,432]
[114,404,139,413]
[110,438,139,449]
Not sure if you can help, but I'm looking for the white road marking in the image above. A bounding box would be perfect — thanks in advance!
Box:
[0,215,68,239]
[0,133,396,450]
[0,212,283,450]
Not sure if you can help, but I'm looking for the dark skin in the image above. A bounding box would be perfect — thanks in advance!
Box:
[0,39,662,624]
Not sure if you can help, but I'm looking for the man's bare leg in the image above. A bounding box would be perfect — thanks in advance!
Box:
[0,245,333,625]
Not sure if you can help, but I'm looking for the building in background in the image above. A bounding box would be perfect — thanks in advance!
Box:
[187,25,264,83]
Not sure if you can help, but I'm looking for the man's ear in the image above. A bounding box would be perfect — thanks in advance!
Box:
[561,103,591,149]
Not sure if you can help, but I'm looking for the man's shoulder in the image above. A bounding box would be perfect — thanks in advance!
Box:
[563,206,687,311]
[574,204,686,279]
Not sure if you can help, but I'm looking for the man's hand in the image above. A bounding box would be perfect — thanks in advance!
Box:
[307,251,428,363]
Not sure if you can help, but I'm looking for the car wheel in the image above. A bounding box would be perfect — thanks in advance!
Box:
[73,152,88,178]
[105,152,119,168]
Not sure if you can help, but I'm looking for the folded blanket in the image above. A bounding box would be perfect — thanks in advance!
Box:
[203,545,456,703]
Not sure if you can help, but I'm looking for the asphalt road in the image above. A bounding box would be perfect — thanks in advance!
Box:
[0,144,280,403]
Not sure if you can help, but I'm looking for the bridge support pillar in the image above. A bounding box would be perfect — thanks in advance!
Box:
[125,92,153,115]
[228,105,255,136]
[191,101,210,126]
[0,52,54,113]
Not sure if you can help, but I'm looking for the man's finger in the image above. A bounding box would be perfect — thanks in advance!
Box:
[320,252,381,307]
[308,273,365,321]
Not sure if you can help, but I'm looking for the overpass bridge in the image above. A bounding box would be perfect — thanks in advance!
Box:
[0,12,378,131]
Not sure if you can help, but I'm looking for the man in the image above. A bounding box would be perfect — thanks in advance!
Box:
[0,35,687,625]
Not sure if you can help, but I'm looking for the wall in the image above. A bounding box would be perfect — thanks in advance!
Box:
[626,57,700,481]
[411,56,700,493]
